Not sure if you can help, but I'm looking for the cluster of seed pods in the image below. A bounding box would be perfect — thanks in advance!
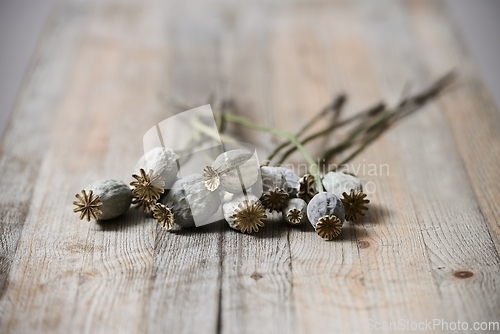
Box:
[73,147,369,240]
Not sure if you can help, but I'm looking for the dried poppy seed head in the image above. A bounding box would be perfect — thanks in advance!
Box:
[223,193,258,230]
[298,174,317,203]
[282,198,308,225]
[260,188,289,212]
[130,168,165,203]
[315,215,343,240]
[341,189,370,222]
[135,147,178,189]
[231,200,267,234]
[287,208,303,225]
[306,192,345,228]
[73,180,132,221]
[164,173,222,228]
[202,165,220,191]
[260,166,300,197]
[152,203,174,230]
[322,171,363,198]
[259,166,287,193]
[73,189,103,221]
[211,149,259,193]
[132,197,155,213]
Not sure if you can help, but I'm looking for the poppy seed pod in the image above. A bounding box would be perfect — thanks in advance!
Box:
[268,166,300,197]
[223,193,267,233]
[307,192,345,226]
[322,171,362,198]
[163,173,221,228]
[307,192,345,240]
[259,166,288,193]
[135,147,178,189]
[282,198,308,225]
[73,180,132,221]
[203,149,259,193]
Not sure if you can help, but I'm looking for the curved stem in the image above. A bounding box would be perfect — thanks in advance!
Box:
[276,102,385,164]
[189,116,242,145]
[218,112,324,192]
[265,94,346,165]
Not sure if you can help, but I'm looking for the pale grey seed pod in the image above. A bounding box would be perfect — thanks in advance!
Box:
[258,166,287,193]
[223,193,260,230]
[211,149,259,193]
[307,192,345,228]
[76,180,132,220]
[136,147,178,189]
[322,171,362,198]
[282,198,308,225]
[274,166,300,197]
[163,174,221,228]
[223,193,267,233]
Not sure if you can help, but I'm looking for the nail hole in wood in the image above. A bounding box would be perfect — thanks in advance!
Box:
[251,272,263,281]
[454,271,473,279]
[358,240,370,249]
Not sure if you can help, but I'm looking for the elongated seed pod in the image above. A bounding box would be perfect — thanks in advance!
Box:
[272,166,300,197]
[163,174,221,228]
[322,171,362,198]
[73,180,132,221]
[223,193,266,233]
[211,149,259,193]
[307,192,345,227]
[136,147,178,189]
[259,166,288,193]
[282,198,308,225]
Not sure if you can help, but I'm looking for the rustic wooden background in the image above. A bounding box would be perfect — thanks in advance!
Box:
[1,0,499,333]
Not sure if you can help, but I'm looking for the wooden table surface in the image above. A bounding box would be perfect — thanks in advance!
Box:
[1,0,499,333]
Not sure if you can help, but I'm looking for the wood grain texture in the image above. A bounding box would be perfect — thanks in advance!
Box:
[0,1,499,333]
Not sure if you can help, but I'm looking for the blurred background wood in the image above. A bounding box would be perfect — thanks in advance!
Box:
[0,0,499,333]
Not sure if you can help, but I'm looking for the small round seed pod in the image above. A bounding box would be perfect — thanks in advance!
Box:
[260,188,289,212]
[263,166,300,197]
[152,203,174,231]
[130,168,165,209]
[298,174,318,203]
[163,173,221,228]
[223,193,267,233]
[322,171,362,198]
[259,166,287,193]
[73,179,132,221]
[282,198,308,225]
[276,167,300,197]
[315,215,343,240]
[136,147,178,189]
[203,149,259,193]
[341,189,370,222]
[307,192,345,240]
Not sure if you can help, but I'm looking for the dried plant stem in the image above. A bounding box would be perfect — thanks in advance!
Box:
[218,113,324,192]
[331,117,390,167]
[321,71,456,168]
[276,102,386,164]
[168,71,454,185]
[189,116,240,145]
[320,110,392,162]
[175,116,240,164]
[264,94,346,165]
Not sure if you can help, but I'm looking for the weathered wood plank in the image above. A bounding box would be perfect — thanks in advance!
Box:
[355,0,500,325]
[277,4,372,333]
[407,0,500,257]
[1,3,221,333]
[219,7,295,334]
[0,6,89,332]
